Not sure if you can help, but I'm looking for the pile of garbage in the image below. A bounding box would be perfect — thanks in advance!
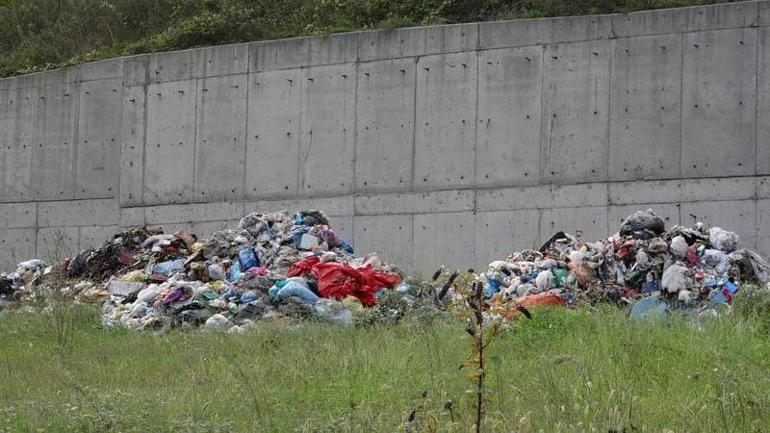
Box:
[1,210,406,331]
[3,208,768,328]
[477,209,770,319]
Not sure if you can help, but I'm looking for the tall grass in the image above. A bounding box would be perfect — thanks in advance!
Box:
[0,0,744,78]
[1,297,770,432]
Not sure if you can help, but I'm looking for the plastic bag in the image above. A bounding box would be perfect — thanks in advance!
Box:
[709,227,739,252]
[661,262,691,293]
[152,259,185,277]
[630,298,668,321]
[238,248,259,269]
[619,210,665,240]
[269,278,319,304]
[669,236,688,260]
[312,262,400,306]
[312,299,352,325]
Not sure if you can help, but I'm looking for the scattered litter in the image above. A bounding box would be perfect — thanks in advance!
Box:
[1,209,404,330]
[2,207,768,329]
[475,209,769,318]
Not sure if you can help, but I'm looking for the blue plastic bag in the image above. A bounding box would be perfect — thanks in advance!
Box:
[710,281,738,305]
[483,279,501,298]
[238,248,259,269]
[228,261,242,281]
[338,239,354,254]
[630,298,668,321]
[152,259,185,277]
[269,278,319,304]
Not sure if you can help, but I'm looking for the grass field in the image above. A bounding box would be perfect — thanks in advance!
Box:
[1,300,770,433]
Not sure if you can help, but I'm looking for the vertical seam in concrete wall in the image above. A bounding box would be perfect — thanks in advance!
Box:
[536,208,543,247]
[296,68,303,195]
[606,39,613,187]
[352,63,359,198]
[409,213,415,273]
[71,69,81,200]
[192,78,200,197]
[678,31,685,178]
[410,58,418,191]
[33,202,39,258]
[606,39,614,237]
[351,60,359,247]
[472,49,480,268]
[538,44,547,181]
[242,69,251,203]
[140,56,150,205]
[140,81,149,205]
[755,24,760,176]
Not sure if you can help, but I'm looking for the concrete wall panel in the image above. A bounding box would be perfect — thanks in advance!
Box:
[310,33,358,66]
[479,15,611,49]
[148,50,194,83]
[0,228,36,267]
[38,199,119,228]
[0,85,36,202]
[680,199,757,249]
[477,183,607,212]
[682,28,756,177]
[124,55,148,87]
[244,196,353,217]
[608,204,681,233]
[246,69,300,198]
[299,64,356,195]
[542,40,610,183]
[193,44,249,78]
[144,201,244,225]
[413,211,474,276]
[32,80,77,200]
[355,58,416,192]
[612,1,758,38]
[609,176,756,205]
[80,59,124,82]
[757,199,770,257]
[328,215,353,245]
[355,189,473,216]
[79,225,119,250]
[76,79,122,198]
[474,209,540,268]
[477,46,542,186]
[194,75,247,201]
[414,51,477,189]
[252,38,311,72]
[354,214,412,269]
[190,220,232,237]
[144,80,197,204]
[757,27,770,174]
[36,227,79,261]
[358,23,477,61]
[119,86,145,205]
[610,34,682,181]
[0,203,36,229]
[540,206,608,243]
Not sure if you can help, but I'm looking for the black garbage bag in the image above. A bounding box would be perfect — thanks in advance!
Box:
[619,210,665,240]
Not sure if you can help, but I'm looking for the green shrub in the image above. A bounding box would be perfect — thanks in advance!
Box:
[0,0,742,78]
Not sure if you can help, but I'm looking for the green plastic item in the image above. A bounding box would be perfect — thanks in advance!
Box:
[553,268,568,288]
[198,290,217,301]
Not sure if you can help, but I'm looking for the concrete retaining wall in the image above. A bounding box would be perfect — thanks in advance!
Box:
[1,1,769,275]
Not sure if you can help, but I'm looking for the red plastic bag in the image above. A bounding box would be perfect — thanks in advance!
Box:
[287,256,320,277]
[312,262,400,306]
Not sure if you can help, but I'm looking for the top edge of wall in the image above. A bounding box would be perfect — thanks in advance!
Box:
[0,0,765,89]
